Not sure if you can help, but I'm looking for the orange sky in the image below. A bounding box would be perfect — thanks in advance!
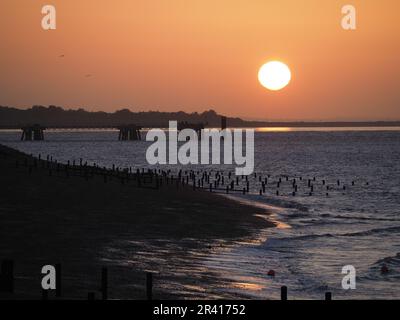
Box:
[0,0,399,120]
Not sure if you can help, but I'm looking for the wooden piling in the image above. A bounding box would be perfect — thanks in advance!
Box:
[101,267,108,300]
[146,272,153,300]
[42,289,49,300]
[281,286,288,300]
[55,263,61,297]
[325,292,332,301]
[0,260,14,293]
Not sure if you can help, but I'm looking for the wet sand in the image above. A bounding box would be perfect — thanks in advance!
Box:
[0,144,273,299]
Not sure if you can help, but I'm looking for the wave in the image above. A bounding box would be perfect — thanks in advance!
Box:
[319,213,400,223]
[340,225,400,237]
[359,253,400,282]
[264,225,400,246]
[227,193,309,213]
[264,233,335,245]
[374,252,400,267]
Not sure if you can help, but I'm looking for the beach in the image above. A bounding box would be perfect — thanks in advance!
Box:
[0,144,273,299]
[1,128,400,299]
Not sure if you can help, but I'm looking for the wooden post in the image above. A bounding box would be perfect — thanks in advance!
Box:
[55,263,61,297]
[42,289,49,300]
[325,292,332,301]
[0,260,14,293]
[146,272,153,300]
[101,267,108,300]
[281,286,287,300]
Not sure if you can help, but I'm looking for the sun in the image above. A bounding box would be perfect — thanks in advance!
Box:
[258,61,291,91]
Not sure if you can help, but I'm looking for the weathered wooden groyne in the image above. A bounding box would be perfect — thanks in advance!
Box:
[1,142,367,198]
[0,259,333,300]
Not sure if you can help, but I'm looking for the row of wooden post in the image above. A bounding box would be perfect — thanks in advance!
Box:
[0,260,152,300]
[16,150,368,199]
[1,260,334,300]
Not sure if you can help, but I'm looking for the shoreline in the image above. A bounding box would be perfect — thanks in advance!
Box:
[0,144,274,299]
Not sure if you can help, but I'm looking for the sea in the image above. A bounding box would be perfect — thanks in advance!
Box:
[1,127,400,299]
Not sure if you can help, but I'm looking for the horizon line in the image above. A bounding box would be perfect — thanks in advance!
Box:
[1,105,400,123]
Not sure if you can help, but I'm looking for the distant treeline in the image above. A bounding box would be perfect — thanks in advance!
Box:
[0,105,399,128]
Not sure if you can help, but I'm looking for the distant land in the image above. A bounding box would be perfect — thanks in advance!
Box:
[0,105,399,128]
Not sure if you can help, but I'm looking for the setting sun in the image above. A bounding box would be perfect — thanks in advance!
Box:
[258,61,291,91]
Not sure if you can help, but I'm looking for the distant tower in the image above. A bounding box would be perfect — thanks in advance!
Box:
[221,116,227,130]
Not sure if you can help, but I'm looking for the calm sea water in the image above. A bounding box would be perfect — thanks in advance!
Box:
[1,127,400,299]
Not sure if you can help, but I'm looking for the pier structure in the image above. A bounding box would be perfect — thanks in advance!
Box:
[177,121,205,138]
[117,124,142,141]
[16,119,226,141]
[21,124,46,141]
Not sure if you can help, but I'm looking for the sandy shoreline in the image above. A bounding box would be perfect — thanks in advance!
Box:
[0,144,274,299]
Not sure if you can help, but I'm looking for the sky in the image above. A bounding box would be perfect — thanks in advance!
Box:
[0,0,399,121]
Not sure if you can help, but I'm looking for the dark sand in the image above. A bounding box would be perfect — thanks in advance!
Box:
[0,144,273,299]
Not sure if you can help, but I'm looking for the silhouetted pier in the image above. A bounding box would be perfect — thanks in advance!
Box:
[177,121,205,136]
[117,124,142,141]
[21,124,46,141]
[17,124,145,141]
[7,115,232,141]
